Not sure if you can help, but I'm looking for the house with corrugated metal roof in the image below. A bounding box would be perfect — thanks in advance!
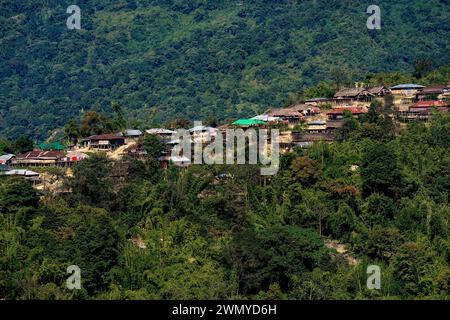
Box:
[396,100,449,122]
[390,84,425,96]
[0,154,15,165]
[334,87,373,102]
[118,129,143,143]
[415,84,450,101]
[146,128,176,137]
[0,167,41,185]
[390,84,426,110]
[331,86,391,107]
[367,86,391,97]
[264,104,320,125]
[13,150,66,167]
[326,107,369,120]
[82,134,126,150]
[333,86,390,106]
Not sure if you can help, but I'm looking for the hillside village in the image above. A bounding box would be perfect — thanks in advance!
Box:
[1,82,449,189]
[2,0,450,303]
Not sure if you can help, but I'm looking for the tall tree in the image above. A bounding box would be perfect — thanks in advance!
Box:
[70,153,112,207]
[142,135,166,159]
[64,118,80,144]
[12,136,34,154]
[360,143,403,198]
[112,101,127,133]
[80,111,104,137]
[229,225,331,294]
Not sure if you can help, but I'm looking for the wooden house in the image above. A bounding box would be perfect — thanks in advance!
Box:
[305,121,327,133]
[326,107,368,120]
[396,100,449,122]
[304,98,335,107]
[409,100,449,111]
[333,87,374,105]
[325,120,345,132]
[264,104,320,125]
[124,144,147,160]
[13,150,66,167]
[332,86,390,107]
[119,129,143,143]
[390,84,425,110]
[82,134,126,150]
[367,86,391,97]
[390,84,425,96]
[415,84,450,101]
[291,131,335,147]
[189,126,219,144]
[146,128,176,139]
[0,168,41,185]
[158,155,191,169]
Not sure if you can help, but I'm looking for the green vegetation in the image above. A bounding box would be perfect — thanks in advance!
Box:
[1,0,449,139]
[1,108,449,300]
[0,0,449,301]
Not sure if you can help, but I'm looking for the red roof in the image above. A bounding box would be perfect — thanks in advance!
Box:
[326,107,369,115]
[412,100,448,108]
[86,134,125,141]
[418,84,450,94]
[16,150,65,160]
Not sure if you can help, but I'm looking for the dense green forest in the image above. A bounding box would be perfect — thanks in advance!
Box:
[0,107,449,300]
[1,0,449,139]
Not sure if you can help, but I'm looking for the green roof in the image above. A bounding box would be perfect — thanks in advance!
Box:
[231,119,268,126]
[37,142,65,151]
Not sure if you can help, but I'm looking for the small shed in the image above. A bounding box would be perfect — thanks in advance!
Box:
[146,128,176,138]
[0,154,15,165]
[1,168,41,185]
[120,129,143,138]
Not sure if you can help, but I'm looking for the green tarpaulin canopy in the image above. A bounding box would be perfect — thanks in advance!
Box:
[37,142,65,151]
[231,119,268,126]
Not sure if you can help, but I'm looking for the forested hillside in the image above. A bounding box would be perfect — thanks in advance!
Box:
[1,109,449,300]
[1,0,449,139]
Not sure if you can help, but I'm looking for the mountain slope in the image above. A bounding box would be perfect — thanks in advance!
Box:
[0,0,449,139]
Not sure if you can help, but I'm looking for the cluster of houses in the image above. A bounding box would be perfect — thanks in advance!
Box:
[144,82,448,159]
[1,82,448,184]
[0,149,89,185]
[148,82,449,156]
[305,82,449,118]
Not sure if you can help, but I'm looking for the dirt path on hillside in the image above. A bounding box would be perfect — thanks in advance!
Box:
[325,240,359,266]
[109,142,136,160]
[74,142,137,160]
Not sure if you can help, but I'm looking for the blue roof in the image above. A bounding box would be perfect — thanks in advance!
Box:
[390,84,425,90]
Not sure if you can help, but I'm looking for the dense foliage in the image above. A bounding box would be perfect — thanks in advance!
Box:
[1,0,449,139]
[1,109,449,300]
